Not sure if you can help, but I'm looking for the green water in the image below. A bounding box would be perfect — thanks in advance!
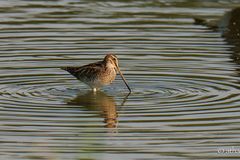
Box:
[0,0,240,159]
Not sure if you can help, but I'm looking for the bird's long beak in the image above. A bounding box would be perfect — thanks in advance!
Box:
[115,64,131,93]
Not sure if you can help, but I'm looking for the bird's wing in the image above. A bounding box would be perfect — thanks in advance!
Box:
[61,61,104,79]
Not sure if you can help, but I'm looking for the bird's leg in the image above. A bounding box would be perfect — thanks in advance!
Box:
[93,88,97,92]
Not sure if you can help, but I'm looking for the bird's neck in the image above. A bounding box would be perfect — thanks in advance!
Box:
[105,61,115,70]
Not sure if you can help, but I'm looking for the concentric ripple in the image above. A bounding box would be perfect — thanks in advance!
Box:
[0,70,240,110]
[128,75,240,109]
[1,0,240,160]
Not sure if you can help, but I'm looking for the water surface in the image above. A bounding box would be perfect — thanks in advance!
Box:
[1,0,240,159]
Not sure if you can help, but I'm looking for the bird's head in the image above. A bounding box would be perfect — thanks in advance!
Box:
[103,53,131,93]
[104,53,119,69]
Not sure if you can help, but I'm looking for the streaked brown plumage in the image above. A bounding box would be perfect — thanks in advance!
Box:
[61,54,131,92]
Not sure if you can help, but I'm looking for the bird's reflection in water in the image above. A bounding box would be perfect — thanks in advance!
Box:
[68,91,121,129]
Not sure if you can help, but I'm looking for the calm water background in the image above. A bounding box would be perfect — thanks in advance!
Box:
[1,0,240,159]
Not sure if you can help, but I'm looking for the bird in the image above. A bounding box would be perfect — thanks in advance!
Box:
[61,54,131,92]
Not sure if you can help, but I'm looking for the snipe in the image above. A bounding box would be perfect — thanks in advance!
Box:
[61,54,131,92]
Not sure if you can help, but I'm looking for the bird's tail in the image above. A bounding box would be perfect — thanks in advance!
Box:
[61,66,79,77]
[61,67,69,71]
